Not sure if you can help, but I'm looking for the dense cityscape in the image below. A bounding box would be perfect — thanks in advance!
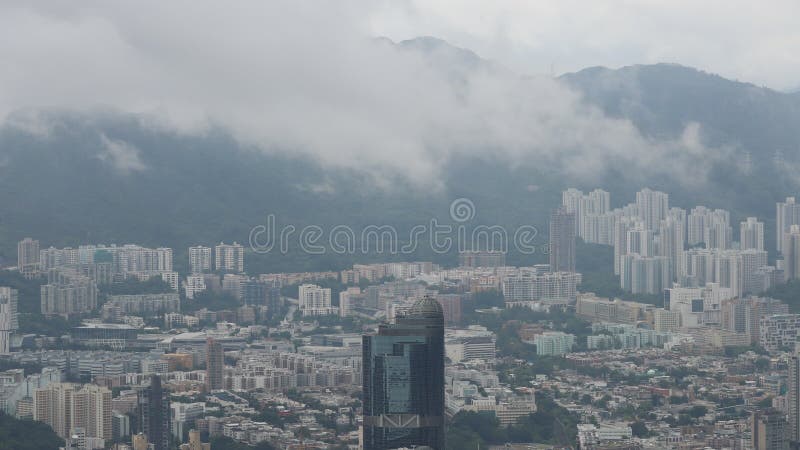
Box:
[5,2,800,450]
[1,187,800,449]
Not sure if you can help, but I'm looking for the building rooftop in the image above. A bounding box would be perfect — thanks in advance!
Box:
[75,323,137,330]
[408,295,444,319]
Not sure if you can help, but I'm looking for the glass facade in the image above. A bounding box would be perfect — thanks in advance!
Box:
[362,296,445,449]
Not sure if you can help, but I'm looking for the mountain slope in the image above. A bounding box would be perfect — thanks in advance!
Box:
[560,63,800,153]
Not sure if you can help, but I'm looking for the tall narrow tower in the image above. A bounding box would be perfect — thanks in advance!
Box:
[783,225,800,282]
[789,353,800,443]
[206,337,224,391]
[17,237,40,277]
[0,287,18,354]
[777,197,800,253]
[740,217,765,251]
[138,375,170,450]
[550,207,576,272]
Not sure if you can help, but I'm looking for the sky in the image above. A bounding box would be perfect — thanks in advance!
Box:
[0,1,794,185]
[371,0,800,91]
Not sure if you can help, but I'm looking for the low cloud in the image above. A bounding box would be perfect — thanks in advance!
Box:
[97,134,146,174]
[0,1,727,187]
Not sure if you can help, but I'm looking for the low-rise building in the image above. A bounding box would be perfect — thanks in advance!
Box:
[533,332,575,356]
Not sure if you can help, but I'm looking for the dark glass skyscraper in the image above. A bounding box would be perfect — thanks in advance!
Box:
[362,295,445,450]
[138,375,171,450]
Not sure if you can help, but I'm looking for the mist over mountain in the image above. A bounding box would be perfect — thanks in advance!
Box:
[2,38,799,269]
[560,63,800,152]
[0,110,564,271]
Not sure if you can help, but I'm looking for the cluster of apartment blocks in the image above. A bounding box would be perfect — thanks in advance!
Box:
[228,350,359,391]
[187,242,245,274]
[29,374,176,450]
[21,236,576,323]
[561,188,798,297]
[101,293,180,320]
[186,260,442,318]
[339,261,438,284]
[345,256,581,317]
[522,321,669,357]
[183,272,282,309]
[0,367,145,449]
[189,258,456,323]
[340,283,476,334]
[307,275,415,313]
[231,261,439,290]
[39,267,100,317]
[586,323,674,350]
[340,261,582,324]
[38,244,174,275]
[0,367,61,417]
[39,249,285,325]
[16,239,161,280]
[33,382,113,443]
[309,282,457,325]
[15,239,180,317]
[501,265,582,305]
[9,349,204,384]
[17,239,255,316]
[575,290,800,353]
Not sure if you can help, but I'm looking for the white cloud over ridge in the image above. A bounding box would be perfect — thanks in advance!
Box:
[0,1,730,186]
[97,134,146,174]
